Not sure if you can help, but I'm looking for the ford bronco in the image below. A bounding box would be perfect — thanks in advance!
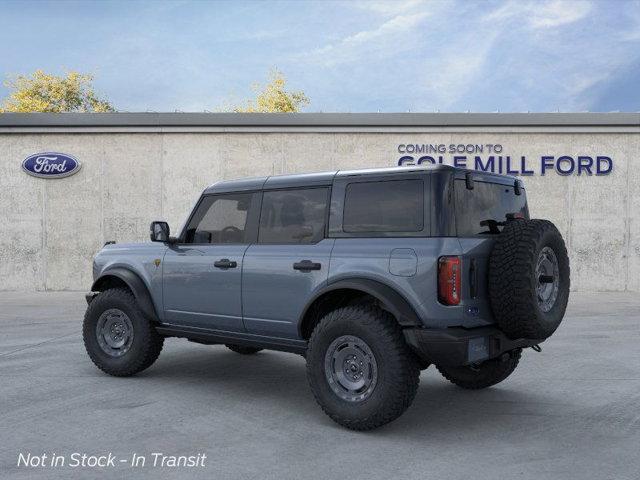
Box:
[83,165,570,430]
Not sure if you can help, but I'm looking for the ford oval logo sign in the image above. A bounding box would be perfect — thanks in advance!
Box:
[22,152,81,179]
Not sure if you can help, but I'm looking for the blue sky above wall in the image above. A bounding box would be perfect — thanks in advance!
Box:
[0,0,638,112]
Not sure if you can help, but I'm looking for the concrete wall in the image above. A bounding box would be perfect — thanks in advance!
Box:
[1,130,639,291]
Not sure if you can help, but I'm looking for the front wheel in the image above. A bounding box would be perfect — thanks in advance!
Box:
[306,305,420,430]
[83,288,164,377]
[436,349,522,390]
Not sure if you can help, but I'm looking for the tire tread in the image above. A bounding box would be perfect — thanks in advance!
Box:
[306,304,419,431]
[436,349,522,390]
[83,288,164,377]
[488,219,569,339]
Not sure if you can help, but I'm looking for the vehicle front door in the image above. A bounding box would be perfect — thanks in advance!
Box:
[162,192,259,332]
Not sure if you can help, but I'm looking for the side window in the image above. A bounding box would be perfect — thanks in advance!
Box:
[258,188,328,244]
[184,193,253,244]
[343,179,424,233]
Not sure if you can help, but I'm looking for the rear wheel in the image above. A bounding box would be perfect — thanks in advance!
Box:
[436,349,521,390]
[225,344,263,355]
[306,305,420,430]
[83,288,164,377]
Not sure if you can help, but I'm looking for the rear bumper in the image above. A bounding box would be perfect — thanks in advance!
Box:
[403,325,543,367]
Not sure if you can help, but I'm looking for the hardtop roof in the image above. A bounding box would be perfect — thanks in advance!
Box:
[203,164,518,194]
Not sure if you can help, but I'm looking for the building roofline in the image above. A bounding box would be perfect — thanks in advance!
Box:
[0,112,639,128]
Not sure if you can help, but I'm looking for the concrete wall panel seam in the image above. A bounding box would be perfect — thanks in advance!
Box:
[624,149,631,291]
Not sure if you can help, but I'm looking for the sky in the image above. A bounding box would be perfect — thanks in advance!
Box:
[0,0,639,112]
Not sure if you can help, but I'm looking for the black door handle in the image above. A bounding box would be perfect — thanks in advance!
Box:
[293,260,321,271]
[214,258,237,269]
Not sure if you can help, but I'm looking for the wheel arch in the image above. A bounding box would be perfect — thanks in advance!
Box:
[91,267,159,322]
[298,278,422,339]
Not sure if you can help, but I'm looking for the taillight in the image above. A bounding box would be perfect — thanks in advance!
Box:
[438,256,461,305]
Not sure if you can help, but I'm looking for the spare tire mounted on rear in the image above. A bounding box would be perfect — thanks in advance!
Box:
[488,219,570,340]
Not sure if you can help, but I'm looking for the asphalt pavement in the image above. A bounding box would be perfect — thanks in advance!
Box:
[1,290,639,480]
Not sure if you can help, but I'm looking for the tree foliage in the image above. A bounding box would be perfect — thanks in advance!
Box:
[1,70,114,113]
[234,69,309,113]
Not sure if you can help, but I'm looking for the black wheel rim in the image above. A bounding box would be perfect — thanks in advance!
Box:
[536,246,560,313]
[96,308,134,357]
[324,335,378,403]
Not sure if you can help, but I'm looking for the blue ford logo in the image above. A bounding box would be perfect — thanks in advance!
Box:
[22,152,81,179]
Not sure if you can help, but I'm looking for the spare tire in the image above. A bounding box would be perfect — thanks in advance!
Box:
[488,219,570,340]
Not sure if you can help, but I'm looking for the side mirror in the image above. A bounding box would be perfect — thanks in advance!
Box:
[150,221,170,242]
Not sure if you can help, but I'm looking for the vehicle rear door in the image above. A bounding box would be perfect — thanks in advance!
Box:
[242,187,333,339]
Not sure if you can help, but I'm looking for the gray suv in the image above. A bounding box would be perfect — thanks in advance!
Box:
[83,165,570,430]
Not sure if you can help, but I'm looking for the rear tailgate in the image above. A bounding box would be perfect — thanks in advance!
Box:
[453,174,529,326]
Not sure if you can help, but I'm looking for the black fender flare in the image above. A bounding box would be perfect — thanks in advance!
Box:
[91,267,159,322]
[299,278,422,330]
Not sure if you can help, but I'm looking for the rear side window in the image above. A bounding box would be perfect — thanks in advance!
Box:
[343,180,424,233]
[455,180,528,236]
[258,188,328,244]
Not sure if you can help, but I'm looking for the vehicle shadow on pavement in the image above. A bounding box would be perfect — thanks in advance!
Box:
[136,342,320,414]
[138,341,568,436]
[390,380,567,438]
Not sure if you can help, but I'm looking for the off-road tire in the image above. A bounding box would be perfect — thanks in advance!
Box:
[83,288,164,377]
[489,219,570,340]
[306,305,420,431]
[437,349,522,390]
[225,344,263,355]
